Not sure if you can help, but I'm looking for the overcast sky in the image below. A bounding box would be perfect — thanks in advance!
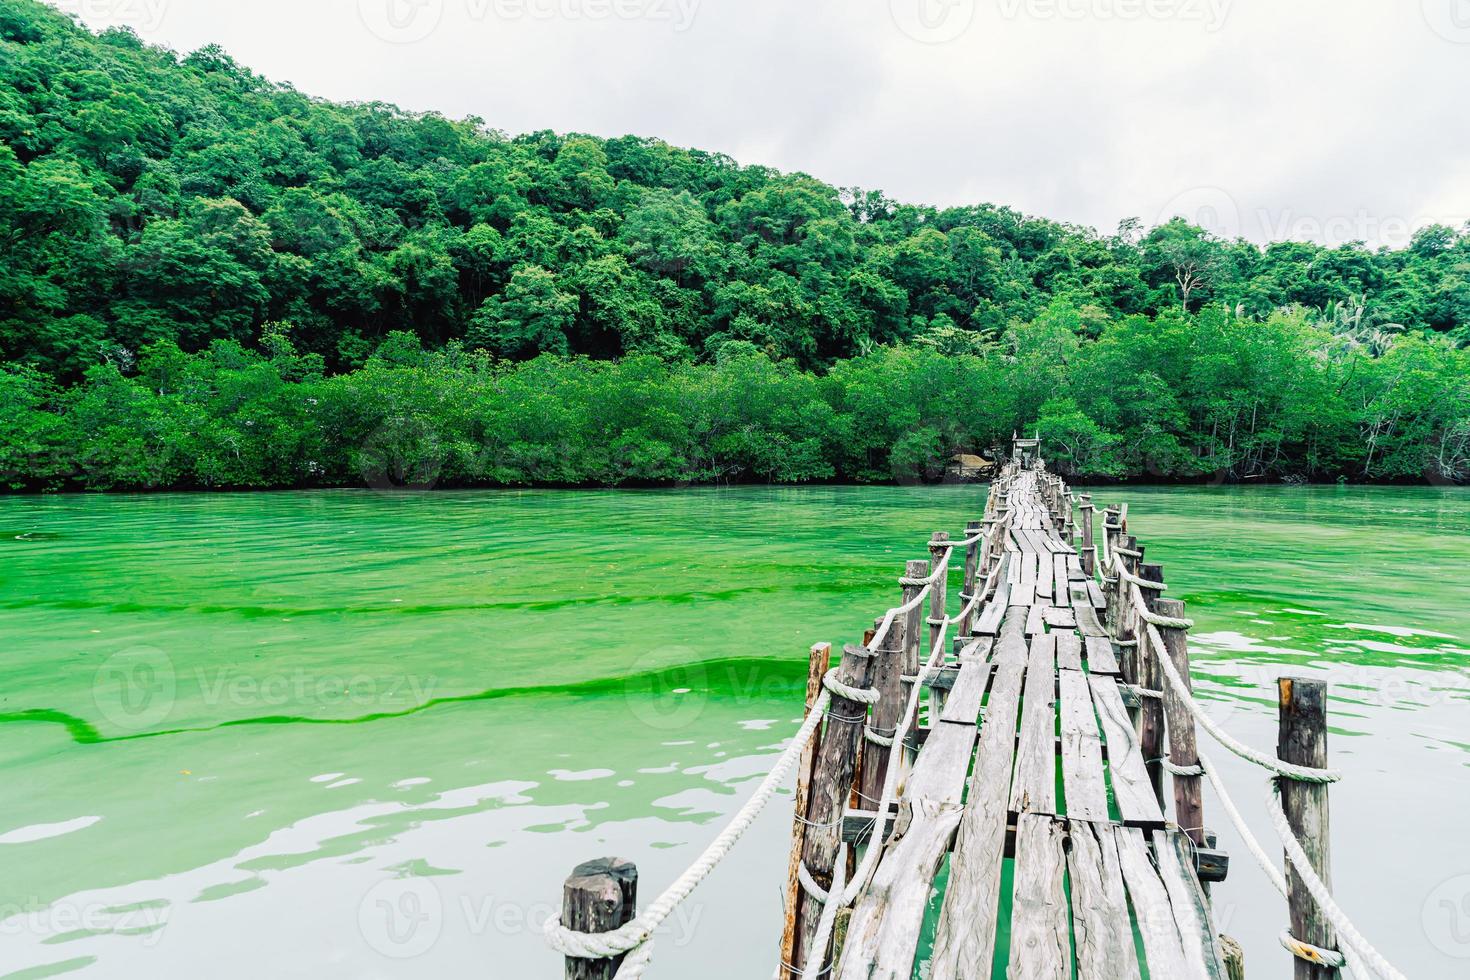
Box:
[54,0,1470,248]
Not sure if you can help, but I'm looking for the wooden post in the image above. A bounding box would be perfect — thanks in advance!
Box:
[1278,678,1338,980]
[928,533,950,657]
[1080,494,1096,577]
[1220,935,1246,980]
[899,559,927,760]
[562,858,638,980]
[1138,562,1167,808]
[792,643,876,973]
[1156,597,1204,846]
[859,607,904,808]
[779,642,831,979]
[961,520,982,636]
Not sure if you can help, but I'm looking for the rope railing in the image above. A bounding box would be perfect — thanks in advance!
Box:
[544,504,1011,979]
[1109,541,1403,979]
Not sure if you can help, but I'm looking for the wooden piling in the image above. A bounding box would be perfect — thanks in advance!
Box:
[928,533,950,656]
[1156,597,1204,847]
[1277,678,1338,980]
[561,858,638,980]
[1138,563,1167,808]
[792,642,877,973]
[859,608,904,808]
[779,642,832,979]
[961,520,982,636]
[1080,494,1095,577]
[899,559,928,760]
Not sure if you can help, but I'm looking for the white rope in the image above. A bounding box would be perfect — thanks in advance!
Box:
[800,846,847,980]
[822,669,880,705]
[1267,778,1407,980]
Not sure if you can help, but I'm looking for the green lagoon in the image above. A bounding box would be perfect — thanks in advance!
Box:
[0,484,1466,978]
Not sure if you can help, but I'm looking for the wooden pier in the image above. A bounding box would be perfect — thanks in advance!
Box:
[549,440,1397,980]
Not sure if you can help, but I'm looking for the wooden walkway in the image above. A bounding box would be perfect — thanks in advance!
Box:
[827,468,1228,980]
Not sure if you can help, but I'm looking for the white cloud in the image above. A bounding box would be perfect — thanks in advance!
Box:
[51,0,1470,246]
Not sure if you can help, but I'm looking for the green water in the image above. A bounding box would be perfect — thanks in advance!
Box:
[0,485,1465,978]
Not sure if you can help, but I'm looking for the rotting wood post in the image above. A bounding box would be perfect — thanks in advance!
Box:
[562,857,638,980]
[858,608,904,809]
[1278,677,1339,980]
[1138,562,1167,808]
[928,533,950,658]
[779,642,832,980]
[1156,598,1205,847]
[961,520,982,636]
[1220,935,1246,980]
[1080,494,1096,576]
[792,642,877,973]
[899,559,928,763]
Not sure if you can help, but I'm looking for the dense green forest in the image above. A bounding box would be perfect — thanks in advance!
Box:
[2,0,1468,489]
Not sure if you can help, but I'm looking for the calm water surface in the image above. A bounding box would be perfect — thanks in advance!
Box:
[0,484,1466,978]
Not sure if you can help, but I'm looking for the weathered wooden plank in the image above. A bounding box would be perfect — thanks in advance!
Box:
[1155,830,1227,979]
[1052,556,1071,608]
[929,661,1027,980]
[1006,815,1070,980]
[940,659,994,725]
[1087,580,1106,610]
[1010,635,1057,815]
[839,715,976,979]
[1066,820,1142,980]
[1058,669,1108,822]
[1042,606,1076,630]
[904,721,978,803]
[837,799,965,980]
[1024,603,1047,636]
[1054,632,1083,672]
[1073,603,1107,638]
[1036,549,1056,601]
[1115,827,1192,979]
[1089,675,1165,827]
[957,635,993,663]
[975,560,1012,636]
[992,606,1031,665]
[1018,553,1039,605]
[1083,635,1121,675]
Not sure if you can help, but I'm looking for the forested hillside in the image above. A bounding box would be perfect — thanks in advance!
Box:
[2,0,1468,489]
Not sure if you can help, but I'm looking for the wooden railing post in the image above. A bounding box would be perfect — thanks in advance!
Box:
[1278,678,1338,980]
[1079,494,1096,577]
[961,520,982,636]
[792,642,876,973]
[1156,598,1204,847]
[1138,562,1166,808]
[927,533,949,657]
[779,642,832,979]
[562,858,638,980]
[899,559,927,761]
[859,599,905,808]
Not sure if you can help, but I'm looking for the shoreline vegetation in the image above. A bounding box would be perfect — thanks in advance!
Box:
[2,0,1468,491]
